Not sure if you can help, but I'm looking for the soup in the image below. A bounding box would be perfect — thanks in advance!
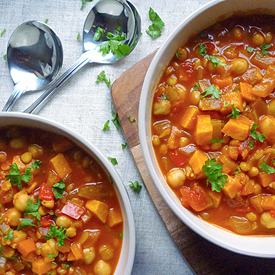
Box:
[0,126,123,275]
[152,14,275,235]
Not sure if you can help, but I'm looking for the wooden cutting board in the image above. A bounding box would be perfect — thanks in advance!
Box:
[111,51,275,275]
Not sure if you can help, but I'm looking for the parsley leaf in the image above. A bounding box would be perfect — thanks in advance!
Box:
[24,196,41,220]
[48,254,57,258]
[102,120,110,131]
[111,102,120,130]
[259,43,271,56]
[4,230,14,241]
[44,225,69,246]
[161,93,169,100]
[211,137,224,144]
[249,140,254,150]
[52,180,65,199]
[108,157,118,166]
[202,158,228,192]
[250,123,265,142]
[259,161,275,174]
[80,0,92,10]
[17,218,37,231]
[64,261,73,269]
[122,143,127,149]
[94,27,104,41]
[224,100,241,119]
[1,29,6,37]
[247,46,256,53]
[5,163,31,189]
[129,181,142,193]
[200,84,221,99]
[176,53,182,58]
[32,160,42,169]
[96,71,111,87]
[127,114,136,123]
[3,54,7,61]
[205,55,227,67]
[45,19,49,24]
[234,166,241,175]
[146,8,165,39]
[199,44,207,56]
[77,33,81,40]
[119,233,123,239]
[194,83,200,91]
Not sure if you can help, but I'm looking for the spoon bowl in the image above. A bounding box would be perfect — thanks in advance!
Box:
[3,21,63,111]
[24,0,141,114]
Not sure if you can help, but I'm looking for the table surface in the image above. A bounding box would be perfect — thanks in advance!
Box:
[0,0,213,274]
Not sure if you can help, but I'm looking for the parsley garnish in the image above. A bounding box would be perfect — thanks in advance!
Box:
[259,161,275,174]
[102,120,110,131]
[200,84,221,99]
[80,0,92,10]
[194,83,200,91]
[146,8,165,39]
[1,29,6,37]
[96,71,111,87]
[32,160,42,169]
[199,44,207,56]
[211,137,224,144]
[52,180,65,199]
[122,143,127,149]
[247,46,256,53]
[249,140,254,150]
[111,102,120,130]
[17,218,37,231]
[24,196,41,220]
[129,181,142,193]
[119,233,123,239]
[48,254,56,258]
[224,100,241,119]
[250,123,265,142]
[108,157,118,166]
[127,114,136,123]
[4,230,14,241]
[234,166,241,175]
[45,19,49,24]
[202,158,228,192]
[3,54,7,61]
[77,33,81,40]
[176,53,182,58]
[200,31,207,38]
[5,163,31,189]
[161,93,169,100]
[94,27,104,41]
[205,55,227,67]
[44,225,69,247]
[64,261,73,269]
[259,43,271,57]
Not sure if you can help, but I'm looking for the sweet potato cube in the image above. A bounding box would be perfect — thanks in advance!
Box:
[12,155,25,172]
[206,189,222,208]
[189,150,208,175]
[212,76,233,89]
[252,65,275,97]
[49,153,72,178]
[32,259,51,275]
[85,200,109,223]
[180,107,200,129]
[194,115,213,145]
[260,115,275,144]
[239,82,257,102]
[70,243,84,260]
[107,208,123,227]
[222,175,242,199]
[220,90,243,115]
[258,172,275,187]
[199,97,222,111]
[241,67,262,85]
[221,118,249,141]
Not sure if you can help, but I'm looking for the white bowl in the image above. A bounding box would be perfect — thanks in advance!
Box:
[139,0,275,257]
[0,112,135,274]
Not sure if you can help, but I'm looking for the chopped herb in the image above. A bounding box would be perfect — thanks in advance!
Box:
[205,55,227,67]
[161,93,169,100]
[122,143,127,149]
[96,71,111,87]
[223,100,241,119]
[94,27,104,41]
[0,205,2,208]
[45,19,49,24]
[108,157,118,166]
[24,196,41,220]
[112,113,120,130]
[259,43,271,56]
[234,166,241,175]
[199,44,207,56]
[48,254,56,258]
[247,46,256,53]
[259,161,275,174]
[52,180,65,199]
[17,218,37,231]
[127,114,136,123]
[250,123,265,142]
[200,84,221,99]
[202,158,228,192]
[81,0,92,10]
[27,263,32,268]
[129,181,142,193]
[200,31,207,38]
[64,261,73,269]
[3,54,7,61]
[146,7,165,39]
[5,163,31,189]
[32,160,42,169]
[211,137,224,144]
[77,33,81,40]
[1,29,6,37]
[194,83,200,91]
[119,233,123,239]
[249,140,254,150]
[44,225,69,246]
[176,52,182,58]
[102,120,110,131]
[4,230,14,241]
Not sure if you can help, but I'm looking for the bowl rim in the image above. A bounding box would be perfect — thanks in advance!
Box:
[139,0,275,258]
[0,112,135,274]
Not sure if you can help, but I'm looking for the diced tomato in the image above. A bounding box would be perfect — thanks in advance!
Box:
[236,205,253,213]
[180,184,213,212]
[171,100,183,113]
[40,215,55,227]
[61,202,85,220]
[169,150,188,167]
[39,183,54,201]
[181,61,195,79]
[205,42,215,53]
[270,209,275,218]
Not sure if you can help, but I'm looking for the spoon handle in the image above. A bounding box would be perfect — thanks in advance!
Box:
[24,51,93,114]
[2,83,27,111]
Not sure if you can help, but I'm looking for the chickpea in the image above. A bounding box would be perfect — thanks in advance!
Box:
[190,90,200,105]
[94,260,112,275]
[253,183,262,195]
[260,212,275,229]
[81,157,91,169]
[179,137,189,147]
[210,142,222,151]
[83,247,96,264]
[252,33,265,46]
[230,58,248,76]
[167,169,186,188]
[268,99,275,116]
[265,32,273,44]
[246,212,257,222]
[41,239,59,259]
[66,227,77,237]
[0,152,7,163]
[248,167,259,177]
[56,215,72,228]
[42,200,55,209]
[233,27,243,41]
[28,144,43,158]
[10,138,26,149]
[73,151,83,162]
[99,244,114,261]
[240,162,251,172]
[153,100,171,115]
[167,75,177,86]
[12,230,27,244]
[20,152,32,164]
[1,180,11,192]
[176,47,188,61]
[175,84,186,99]
[57,267,67,274]
[5,207,22,226]
[13,191,30,212]
[152,135,160,147]
[166,66,175,75]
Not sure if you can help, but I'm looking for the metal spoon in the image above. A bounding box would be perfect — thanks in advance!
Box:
[2,21,63,111]
[24,0,141,114]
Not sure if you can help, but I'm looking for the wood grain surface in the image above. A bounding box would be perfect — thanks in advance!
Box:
[111,51,275,275]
